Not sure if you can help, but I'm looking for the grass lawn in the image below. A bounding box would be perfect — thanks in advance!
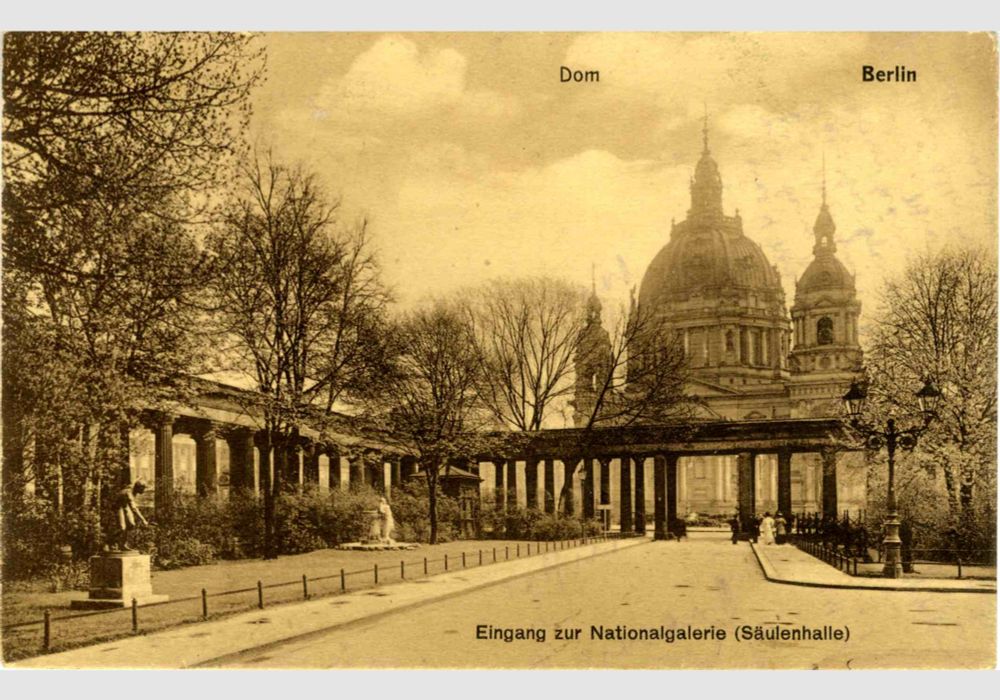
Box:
[2,537,584,662]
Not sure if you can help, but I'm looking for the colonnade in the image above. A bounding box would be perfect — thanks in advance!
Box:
[478,448,843,537]
[128,411,416,516]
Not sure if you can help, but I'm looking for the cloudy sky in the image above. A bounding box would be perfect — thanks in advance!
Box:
[251,32,997,336]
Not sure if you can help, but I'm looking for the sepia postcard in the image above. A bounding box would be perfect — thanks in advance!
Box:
[1,30,997,672]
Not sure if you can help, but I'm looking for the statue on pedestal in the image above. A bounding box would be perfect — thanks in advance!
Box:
[378,496,395,543]
[112,480,148,552]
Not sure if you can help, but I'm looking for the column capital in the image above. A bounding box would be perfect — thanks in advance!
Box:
[143,410,175,430]
[193,420,221,441]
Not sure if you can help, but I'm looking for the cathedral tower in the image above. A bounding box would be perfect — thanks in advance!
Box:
[788,174,863,415]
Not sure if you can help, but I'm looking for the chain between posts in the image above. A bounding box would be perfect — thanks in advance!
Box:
[18,536,614,656]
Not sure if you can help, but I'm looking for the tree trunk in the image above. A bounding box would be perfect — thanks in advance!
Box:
[427,469,438,545]
[259,431,275,559]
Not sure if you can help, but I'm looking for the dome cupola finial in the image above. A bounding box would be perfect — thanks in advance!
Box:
[813,154,837,255]
[689,106,724,218]
[702,102,710,154]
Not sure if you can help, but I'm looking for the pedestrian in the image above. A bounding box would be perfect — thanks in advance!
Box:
[775,512,787,544]
[728,512,740,544]
[751,514,761,543]
[759,511,776,545]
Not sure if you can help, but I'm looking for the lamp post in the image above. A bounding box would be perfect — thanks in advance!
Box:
[842,378,942,578]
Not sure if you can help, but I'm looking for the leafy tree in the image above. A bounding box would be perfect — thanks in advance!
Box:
[865,245,997,536]
[2,32,264,559]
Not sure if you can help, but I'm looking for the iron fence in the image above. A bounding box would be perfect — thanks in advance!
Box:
[3,532,637,661]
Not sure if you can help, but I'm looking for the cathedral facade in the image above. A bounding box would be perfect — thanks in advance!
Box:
[575,124,867,517]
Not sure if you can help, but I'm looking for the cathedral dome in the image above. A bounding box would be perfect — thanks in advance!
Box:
[638,219,784,308]
[797,254,854,294]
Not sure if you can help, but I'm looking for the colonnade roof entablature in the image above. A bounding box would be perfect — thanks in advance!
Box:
[138,377,417,458]
[479,417,858,461]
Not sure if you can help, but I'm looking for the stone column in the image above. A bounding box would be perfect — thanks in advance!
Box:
[492,459,505,509]
[653,455,667,540]
[666,453,678,533]
[543,459,555,514]
[714,458,724,503]
[226,428,255,493]
[737,451,756,532]
[582,458,595,519]
[400,455,417,482]
[303,443,320,485]
[506,459,518,510]
[291,443,304,490]
[599,457,611,505]
[349,453,364,489]
[326,446,341,490]
[633,456,646,534]
[194,421,219,497]
[821,449,838,518]
[562,458,579,516]
[778,450,792,518]
[677,458,687,514]
[525,457,539,510]
[619,456,633,532]
[387,456,401,497]
[151,412,175,518]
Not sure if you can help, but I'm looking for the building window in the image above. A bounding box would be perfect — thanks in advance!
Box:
[817,317,834,345]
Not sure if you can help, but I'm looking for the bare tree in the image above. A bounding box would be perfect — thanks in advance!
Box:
[866,245,997,523]
[554,295,692,513]
[206,154,389,558]
[578,297,691,431]
[466,277,587,431]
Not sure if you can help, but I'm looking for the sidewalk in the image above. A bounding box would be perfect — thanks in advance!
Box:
[10,536,648,669]
[751,541,997,593]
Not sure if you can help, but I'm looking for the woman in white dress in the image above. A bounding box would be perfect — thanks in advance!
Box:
[760,511,776,545]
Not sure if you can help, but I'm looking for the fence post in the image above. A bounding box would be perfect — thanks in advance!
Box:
[493,547,497,562]
[340,568,346,592]
[257,581,264,609]
[302,574,309,600]
[424,557,428,575]
[505,546,509,560]
[957,556,963,579]
[202,588,209,619]
[43,609,51,651]
[131,598,139,633]
[401,560,405,579]
[516,543,520,557]
[444,554,448,571]
[462,552,466,568]
[374,563,379,584]
[479,550,483,566]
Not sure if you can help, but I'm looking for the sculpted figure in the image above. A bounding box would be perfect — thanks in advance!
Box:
[113,480,149,551]
[378,497,395,542]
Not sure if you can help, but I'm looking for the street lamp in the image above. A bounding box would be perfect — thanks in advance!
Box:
[841,377,942,578]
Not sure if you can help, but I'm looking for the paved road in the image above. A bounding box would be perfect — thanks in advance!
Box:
[209,532,995,670]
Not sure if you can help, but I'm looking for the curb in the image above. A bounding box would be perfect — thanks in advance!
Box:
[13,536,649,669]
[196,536,651,668]
[750,542,996,594]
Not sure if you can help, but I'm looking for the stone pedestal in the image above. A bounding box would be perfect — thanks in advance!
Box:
[70,553,169,609]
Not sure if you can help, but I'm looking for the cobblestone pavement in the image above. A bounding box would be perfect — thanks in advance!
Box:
[212,531,996,669]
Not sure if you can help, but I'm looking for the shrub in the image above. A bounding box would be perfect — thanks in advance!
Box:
[389,478,463,543]
[478,502,600,540]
